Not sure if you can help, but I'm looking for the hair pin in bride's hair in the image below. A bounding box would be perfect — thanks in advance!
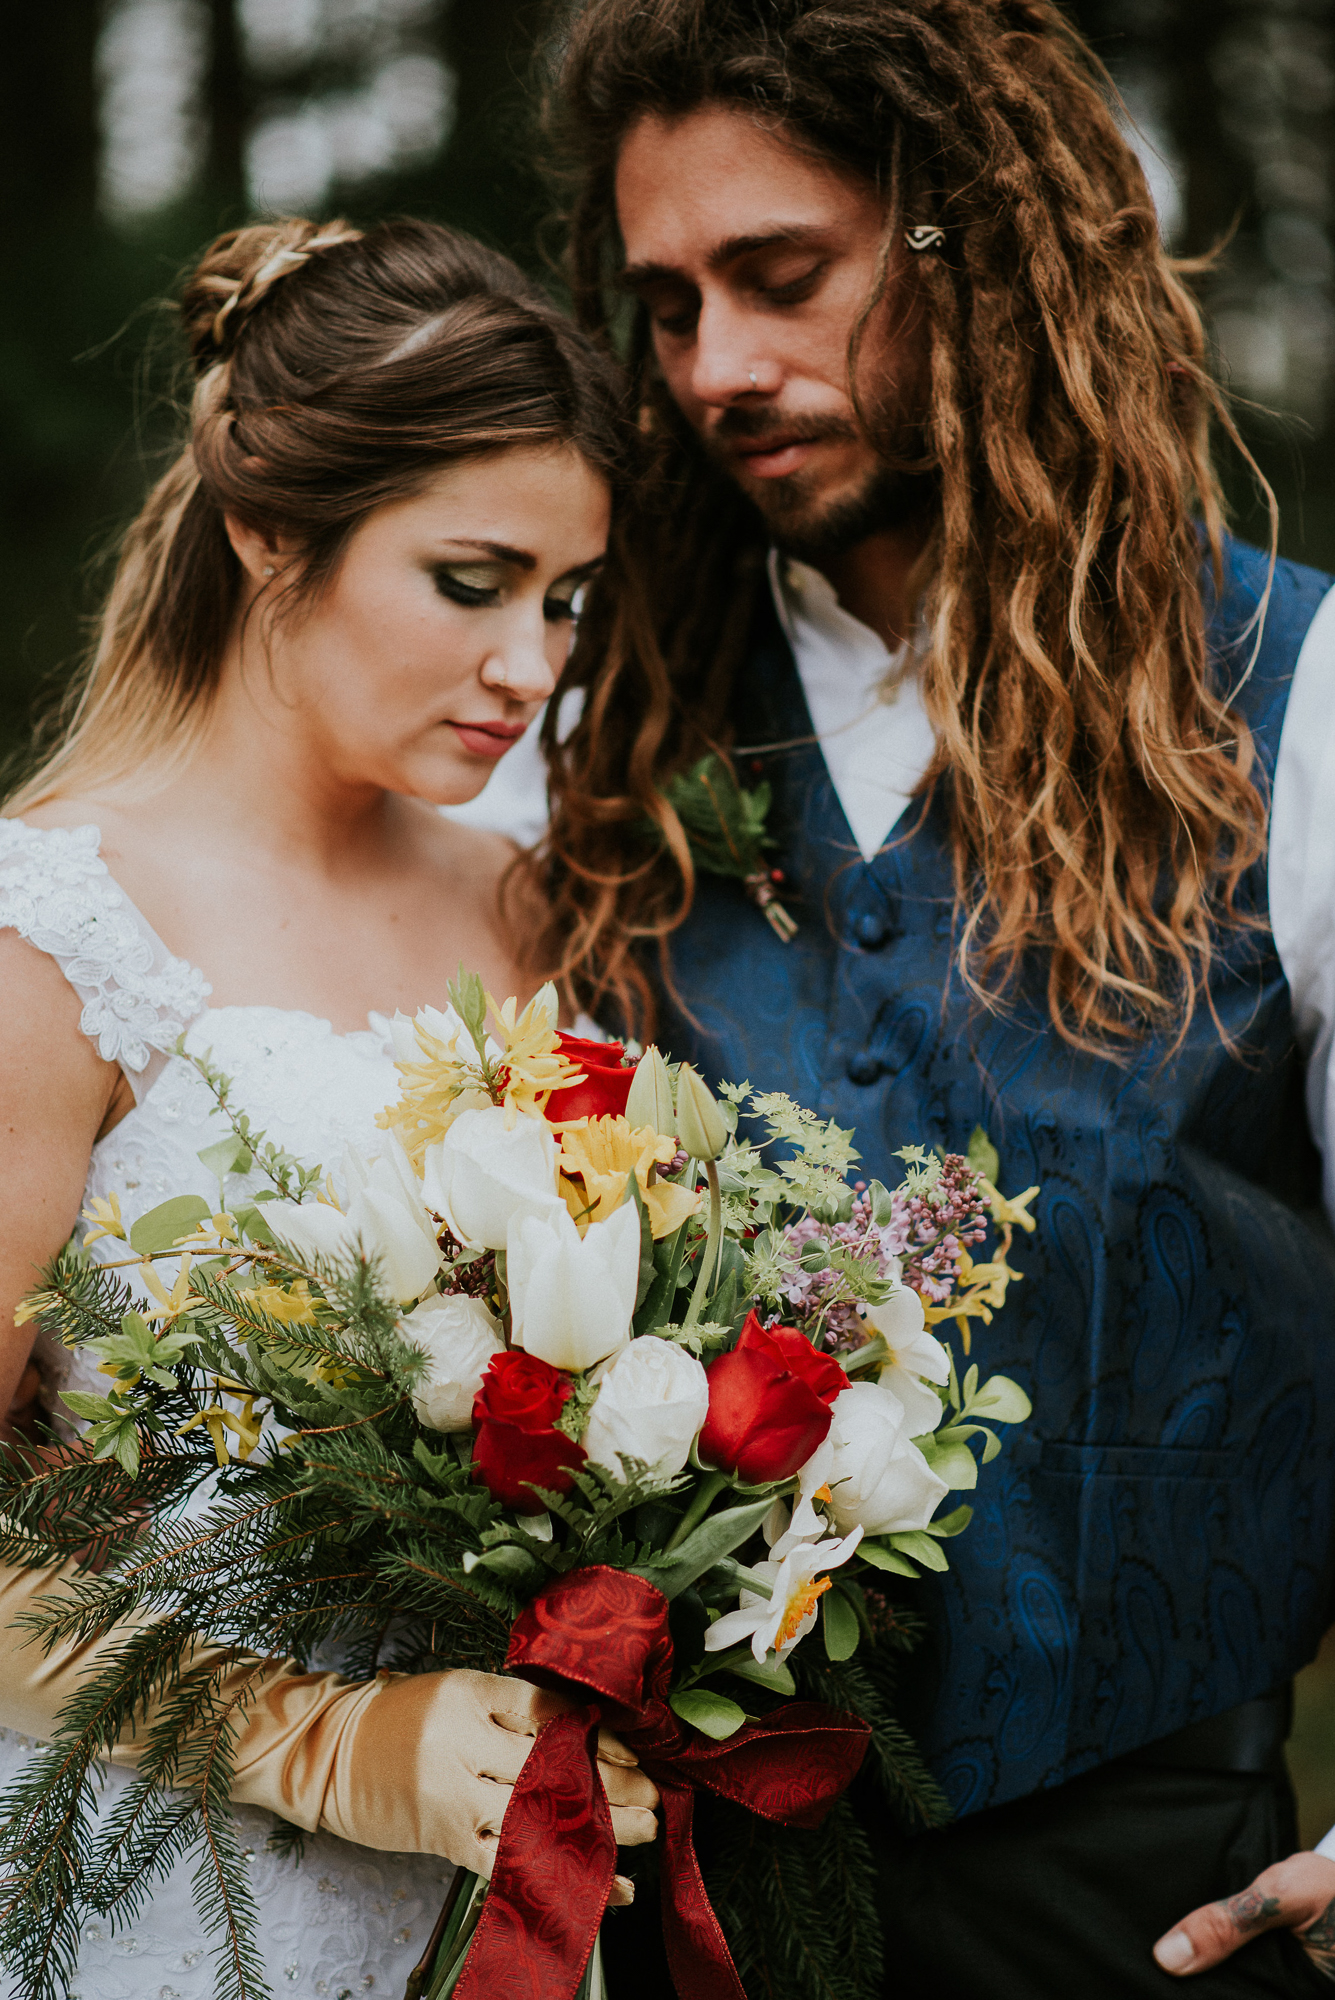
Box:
[905,225,946,253]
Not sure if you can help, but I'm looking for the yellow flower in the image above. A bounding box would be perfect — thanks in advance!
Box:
[141,1254,194,1324]
[241,1279,317,1327]
[377,1013,497,1169]
[983,1180,1040,1233]
[487,989,584,1124]
[177,1377,265,1465]
[557,1116,701,1241]
[80,1192,126,1246]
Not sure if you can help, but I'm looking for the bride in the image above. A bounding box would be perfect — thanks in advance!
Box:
[0,216,657,2000]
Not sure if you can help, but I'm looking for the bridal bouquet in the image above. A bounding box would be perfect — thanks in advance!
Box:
[1,976,1036,2000]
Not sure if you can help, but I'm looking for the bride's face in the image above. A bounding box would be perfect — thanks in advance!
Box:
[233,442,610,804]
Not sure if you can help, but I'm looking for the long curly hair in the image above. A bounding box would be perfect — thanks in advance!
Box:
[537,0,1275,1052]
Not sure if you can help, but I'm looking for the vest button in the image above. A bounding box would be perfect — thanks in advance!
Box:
[846,1050,882,1086]
[852,911,890,950]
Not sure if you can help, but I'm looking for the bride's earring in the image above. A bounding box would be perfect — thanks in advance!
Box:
[262,564,276,578]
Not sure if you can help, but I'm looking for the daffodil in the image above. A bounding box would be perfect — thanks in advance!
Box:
[703,1527,864,1664]
[80,1192,126,1246]
[557,1117,701,1240]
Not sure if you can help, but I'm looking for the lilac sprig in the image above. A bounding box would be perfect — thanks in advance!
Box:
[895,1154,989,1303]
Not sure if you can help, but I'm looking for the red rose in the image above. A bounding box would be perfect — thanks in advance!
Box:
[544,1034,634,1125]
[698,1311,847,1484]
[472,1351,585,1513]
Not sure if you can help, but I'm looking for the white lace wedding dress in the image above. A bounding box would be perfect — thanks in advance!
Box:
[0,820,455,2000]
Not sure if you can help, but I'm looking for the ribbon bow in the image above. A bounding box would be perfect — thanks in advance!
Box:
[452,1565,870,2000]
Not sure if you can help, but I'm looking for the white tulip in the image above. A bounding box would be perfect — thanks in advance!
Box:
[507,1201,639,1372]
[582,1335,709,1480]
[270,1135,442,1306]
[401,1294,504,1433]
[865,1289,950,1437]
[422,1106,562,1251]
[824,1381,949,1538]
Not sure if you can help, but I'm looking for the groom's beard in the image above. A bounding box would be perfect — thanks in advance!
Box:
[706,407,934,563]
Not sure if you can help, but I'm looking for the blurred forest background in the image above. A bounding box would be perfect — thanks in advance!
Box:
[4,0,1335,1834]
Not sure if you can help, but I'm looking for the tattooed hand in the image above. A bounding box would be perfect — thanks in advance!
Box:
[1154,1854,1335,1978]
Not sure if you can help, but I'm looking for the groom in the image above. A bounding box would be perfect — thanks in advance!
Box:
[537,0,1335,1993]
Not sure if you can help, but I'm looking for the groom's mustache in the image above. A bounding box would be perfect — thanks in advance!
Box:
[709,407,861,452]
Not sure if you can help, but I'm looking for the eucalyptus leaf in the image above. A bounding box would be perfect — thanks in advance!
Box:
[857,1539,920,1577]
[888,1530,950,1573]
[197,1136,252,1179]
[822,1583,861,1660]
[925,1503,974,1539]
[919,1437,979,1490]
[128,1196,212,1256]
[966,1125,1000,1187]
[968,1375,1032,1424]
[669,1687,748,1740]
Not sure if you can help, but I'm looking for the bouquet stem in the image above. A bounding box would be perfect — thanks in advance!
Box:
[409,1870,607,2000]
[682,1158,723,1329]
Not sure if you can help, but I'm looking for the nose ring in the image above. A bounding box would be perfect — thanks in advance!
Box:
[748,370,758,387]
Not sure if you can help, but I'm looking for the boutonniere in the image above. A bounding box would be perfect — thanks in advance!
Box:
[660,751,798,942]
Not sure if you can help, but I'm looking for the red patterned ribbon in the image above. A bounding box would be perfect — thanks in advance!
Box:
[451,1565,871,2000]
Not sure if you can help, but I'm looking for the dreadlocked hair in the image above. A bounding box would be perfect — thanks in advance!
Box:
[536,0,1275,1054]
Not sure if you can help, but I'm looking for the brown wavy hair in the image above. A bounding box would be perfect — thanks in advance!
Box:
[537,0,1275,1052]
[9,216,629,814]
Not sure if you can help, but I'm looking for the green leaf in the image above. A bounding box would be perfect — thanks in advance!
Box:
[628,1177,657,1312]
[59,1390,121,1422]
[197,1136,252,1179]
[966,1125,1000,1187]
[720,1652,796,1697]
[962,1363,979,1405]
[856,1538,920,1577]
[822,1583,861,1660]
[888,1530,950,1573]
[918,1436,979,1490]
[968,1375,1032,1424]
[635,1494,776,1601]
[128,1195,212,1255]
[670,1687,748,1740]
[924,1503,974,1539]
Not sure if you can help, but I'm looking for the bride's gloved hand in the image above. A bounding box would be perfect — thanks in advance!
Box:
[230,1661,660,1902]
[0,1556,658,1902]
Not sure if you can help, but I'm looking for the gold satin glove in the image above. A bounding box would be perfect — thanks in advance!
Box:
[0,1558,659,1880]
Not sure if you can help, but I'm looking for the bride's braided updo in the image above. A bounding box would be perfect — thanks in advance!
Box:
[11,215,629,811]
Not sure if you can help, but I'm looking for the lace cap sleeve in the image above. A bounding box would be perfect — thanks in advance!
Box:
[0,819,211,1102]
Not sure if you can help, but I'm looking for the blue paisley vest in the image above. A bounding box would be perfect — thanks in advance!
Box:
[658,534,1335,1816]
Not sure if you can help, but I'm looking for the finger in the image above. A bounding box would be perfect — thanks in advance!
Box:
[608,1875,636,1909]
[489,1681,573,1736]
[596,1727,639,1768]
[476,1733,535,1787]
[609,1804,659,1847]
[1155,1882,1289,1975]
[599,1761,660,1813]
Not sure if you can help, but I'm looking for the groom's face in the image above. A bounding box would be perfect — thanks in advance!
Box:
[615,104,929,559]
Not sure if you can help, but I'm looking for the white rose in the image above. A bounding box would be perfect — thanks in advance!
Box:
[582,1336,710,1480]
[270,1134,441,1306]
[422,1106,562,1251]
[865,1289,950,1437]
[401,1293,504,1432]
[825,1381,949,1538]
[506,1201,639,1372]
